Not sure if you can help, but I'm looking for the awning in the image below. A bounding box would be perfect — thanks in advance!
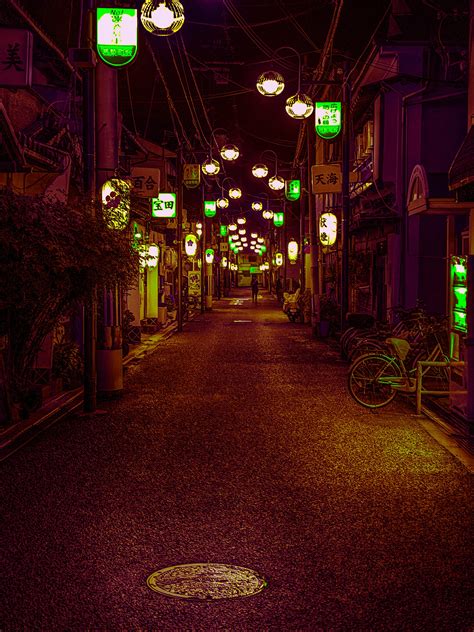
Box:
[449,124,474,190]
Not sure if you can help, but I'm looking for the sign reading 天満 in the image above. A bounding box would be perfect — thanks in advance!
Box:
[96,8,138,68]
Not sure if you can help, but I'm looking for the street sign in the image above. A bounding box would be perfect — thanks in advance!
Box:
[204,200,216,218]
[130,167,160,197]
[273,212,284,227]
[183,164,201,188]
[96,8,138,67]
[285,179,301,201]
[151,193,177,218]
[315,102,342,139]
[220,242,229,252]
[0,29,33,87]
[311,164,342,193]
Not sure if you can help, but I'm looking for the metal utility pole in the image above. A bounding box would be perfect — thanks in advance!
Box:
[176,147,183,332]
[200,187,206,313]
[307,120,319,336]
[83,0,97,413]
[340,71,351,333]
[299,163,305,292]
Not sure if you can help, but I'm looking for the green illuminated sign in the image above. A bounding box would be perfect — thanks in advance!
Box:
[273,212,284,227]
[285,179,301,201]
[220,225,228,237]
[151,193,176,218]
[96,8,138,68]
[451,255,468,333]
[204,200,217,218]
[315,102,342,140]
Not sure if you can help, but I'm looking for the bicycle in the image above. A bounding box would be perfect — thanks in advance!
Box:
[347,335,449,409]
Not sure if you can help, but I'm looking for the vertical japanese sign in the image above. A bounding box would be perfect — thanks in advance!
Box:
[273,212,284,227]
[204,200,217,218]
[285,179,301,201]
[0,29,33,87]
[96,8,138,67]
[315,102,342,140]
[319,212,337,246]
[151,193,177,218]
[183,164,201,188]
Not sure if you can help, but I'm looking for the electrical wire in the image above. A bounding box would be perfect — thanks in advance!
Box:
[125,69,138,136]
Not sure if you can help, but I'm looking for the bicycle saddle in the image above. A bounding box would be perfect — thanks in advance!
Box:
[385,337,411,360]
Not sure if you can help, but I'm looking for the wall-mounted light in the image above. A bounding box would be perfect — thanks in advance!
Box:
[229,187,242,199]
[252,201,263,211]
[252,164,269,178]
[205,248,214,264]
[262,210,274,220]
[201,157,220,176]
[220,144,239,161]
[287,239,298,264]
[268,175,284,191]
[217,197,229,209]
[273,212,284,227]
[185,234,198,257]
[319,212,337,246]
[102,178,131,230]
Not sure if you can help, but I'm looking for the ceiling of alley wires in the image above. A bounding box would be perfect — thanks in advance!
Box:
[11,0,466,230]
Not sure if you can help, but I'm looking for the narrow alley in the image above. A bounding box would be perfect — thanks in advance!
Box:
[1,291,473,631]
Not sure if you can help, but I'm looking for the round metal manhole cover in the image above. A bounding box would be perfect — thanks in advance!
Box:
[146,563,267,600]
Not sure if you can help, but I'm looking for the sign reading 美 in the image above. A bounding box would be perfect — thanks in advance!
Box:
[151,193,177,218]
[0,29,33,87]
[96,8,138,67]
[315,102,342,139]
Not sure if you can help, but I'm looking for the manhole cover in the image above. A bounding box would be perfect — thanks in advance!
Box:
[146,563,267,600]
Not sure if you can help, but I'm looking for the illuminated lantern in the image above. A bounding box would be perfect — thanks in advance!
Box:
[252,164,268,178]
[220,225,228,237]
[257,237,264,243]
[288,239,298,264]
[201,157,220,176]
[228,223,237,231]
[273,212,284,227]
[204,200,217,218]
[275,252,284,267]
[102,178,131,230]
[221,256,228,268]
[319,212,337,246]
[185,234,198,257]
[285,179,301,201]
[237,217,246,224]
[268,175,284,191]
[285,93,314,120]
[238,228,246,235]
[147,243,159,268]
[315,102,342,139]
[217,197,229,209]
[140,0,185,36]
[220,144,239,161]
[252,201,263,211]
[96,8,138,67]
[251,232,258,238]
[262,210,274,220]
[205,248,214,264]
[229,187,242,199]
[256,71,285,96]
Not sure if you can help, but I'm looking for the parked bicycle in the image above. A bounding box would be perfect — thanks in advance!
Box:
[347,332,449,409]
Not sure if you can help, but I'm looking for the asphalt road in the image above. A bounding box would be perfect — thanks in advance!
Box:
[1,290,473,631]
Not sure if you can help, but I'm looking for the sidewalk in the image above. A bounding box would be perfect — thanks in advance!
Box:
[0,315,186,459]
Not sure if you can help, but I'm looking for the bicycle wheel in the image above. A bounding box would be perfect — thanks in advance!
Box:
[348,353,402,409]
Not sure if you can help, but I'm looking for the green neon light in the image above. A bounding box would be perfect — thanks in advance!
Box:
[453,286,467,311]
[273,212,284,227]
[285,179,301,201]
[204,200,216,218]
[453,310,467,332]
[315,102,342,140]
[96,9,138,68]
[220,225,228,236]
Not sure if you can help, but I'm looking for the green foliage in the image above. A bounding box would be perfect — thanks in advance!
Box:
[0,189,139,401]
[52,341,84,389]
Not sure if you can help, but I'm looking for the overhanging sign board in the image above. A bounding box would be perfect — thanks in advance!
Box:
[151,193,177,218]
[183,164,201,188]
[315,102,342,139]
[96,8,138,67]
[130,167,160,197]
[0,29,33,87]
[311,165,342,193]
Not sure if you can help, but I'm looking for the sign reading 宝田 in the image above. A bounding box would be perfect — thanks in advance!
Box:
[151,193,177,218]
